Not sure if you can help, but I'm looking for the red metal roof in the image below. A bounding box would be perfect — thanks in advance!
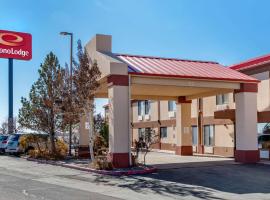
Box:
[230,54,270,71]
[116,54,258,83]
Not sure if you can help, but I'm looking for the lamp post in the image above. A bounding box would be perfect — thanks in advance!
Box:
[60,31,73,156]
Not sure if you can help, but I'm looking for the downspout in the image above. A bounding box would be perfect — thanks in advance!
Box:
[128,74,132,166]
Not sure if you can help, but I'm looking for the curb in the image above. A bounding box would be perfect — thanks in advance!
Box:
[26,158,157,176]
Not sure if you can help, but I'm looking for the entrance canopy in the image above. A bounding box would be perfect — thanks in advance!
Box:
[87,34,258,101]
[79,34,261,167]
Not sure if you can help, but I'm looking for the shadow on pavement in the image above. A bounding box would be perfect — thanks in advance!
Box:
[92,160,270,200]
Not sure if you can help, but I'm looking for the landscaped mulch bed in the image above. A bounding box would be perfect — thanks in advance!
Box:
[26,157,157,176]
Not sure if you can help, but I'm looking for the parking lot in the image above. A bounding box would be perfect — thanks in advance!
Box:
[0,152,270,200]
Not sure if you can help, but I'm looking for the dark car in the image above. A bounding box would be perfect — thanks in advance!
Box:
[258,134,270,149]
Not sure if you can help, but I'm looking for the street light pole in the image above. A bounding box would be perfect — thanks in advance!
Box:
[60,32,73,156]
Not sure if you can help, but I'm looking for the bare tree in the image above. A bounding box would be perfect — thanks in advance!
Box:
[0,121,8,134]
[135,128,159,165]
[73,40,101,161]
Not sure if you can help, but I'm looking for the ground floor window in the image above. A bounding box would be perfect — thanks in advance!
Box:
[138,128,144,140]
[160,127,167,138]
[192,126,198,145]
[138,127,151,142]
[204,125,214,146]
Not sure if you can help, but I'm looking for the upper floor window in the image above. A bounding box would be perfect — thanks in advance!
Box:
[145,100,150,115]
[168,101,176,112]
[138,100,150,115]
[138,101,144,116]
[216,94,229,105]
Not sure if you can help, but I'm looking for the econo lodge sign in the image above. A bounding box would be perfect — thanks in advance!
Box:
[0,30,32,60]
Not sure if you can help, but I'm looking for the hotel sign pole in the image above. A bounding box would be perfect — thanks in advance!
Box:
[8,58,13,134]
[0,30,32,134]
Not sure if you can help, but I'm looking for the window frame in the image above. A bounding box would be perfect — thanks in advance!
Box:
[168,101,176,112]
[160,127,168,138]
[216,94,229,105]
[192,126,198,145]
[203,125,215,147]
[144,100,150,115]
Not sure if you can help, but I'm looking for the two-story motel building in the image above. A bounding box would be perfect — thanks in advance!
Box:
[80,34,265,168]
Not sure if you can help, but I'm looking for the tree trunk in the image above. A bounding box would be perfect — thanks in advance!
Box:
[50,132,56,155]
[86,108,95,161]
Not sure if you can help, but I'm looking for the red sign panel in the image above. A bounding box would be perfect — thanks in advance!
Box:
[0,30,32,60]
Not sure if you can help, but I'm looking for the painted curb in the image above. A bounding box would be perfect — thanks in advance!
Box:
[26,158,157,176]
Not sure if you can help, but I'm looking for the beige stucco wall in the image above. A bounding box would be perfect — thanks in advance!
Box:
[108,85,129,153]
[250,71,270,112]
[150,101,159,121]
[235,92,258,150]
[160,101,169,120]
[214,124,234,147]
[132,101,139,123]
[191,99,198,118]
[160,126,176,144]
[203,96,216,116]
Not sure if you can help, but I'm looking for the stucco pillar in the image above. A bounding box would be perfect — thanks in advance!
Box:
[197,98,204,154]
[175,97,193,156]
[235,83,259,163]
[78,115,90,158]
[107,75,130,168]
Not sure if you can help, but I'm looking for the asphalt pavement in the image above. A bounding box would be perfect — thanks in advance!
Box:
[0,154,270,200]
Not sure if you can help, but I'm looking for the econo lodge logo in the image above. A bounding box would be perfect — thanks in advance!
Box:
[0,33,24,47]
[0,30,32,61]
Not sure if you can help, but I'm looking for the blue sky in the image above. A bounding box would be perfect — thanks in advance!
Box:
[1,0,270,123]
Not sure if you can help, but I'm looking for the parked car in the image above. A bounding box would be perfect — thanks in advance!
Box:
[5,134,23,155]
[258,134,270,149]
[0,135,9,153]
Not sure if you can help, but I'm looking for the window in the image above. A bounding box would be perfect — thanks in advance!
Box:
[216,94,229,105]
[160,127,167,138]
[138,128,151,142]
[138,101,144,116]
[145,100,150,115]
[203,125,214,146]
[192,126,198,145]
[145,128,151,143]
[138,100,150,115]
[138,128,144,140]
[168,101,176,111]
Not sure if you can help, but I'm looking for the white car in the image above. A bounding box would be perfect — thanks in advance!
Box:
[0,135,9,153]
[5,134,23,154]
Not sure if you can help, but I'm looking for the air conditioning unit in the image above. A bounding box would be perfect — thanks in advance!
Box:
[168,111,176,118]
[138,115,143,121]
[145,114,150,120]
[216,104,229,111]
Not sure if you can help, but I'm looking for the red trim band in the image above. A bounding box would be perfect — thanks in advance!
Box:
[107,75,129,86]
[177,96,192,104]
[110,153,130,168]
[234,83,258,93]
[175,146,193,156]
[235,150,259,163]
